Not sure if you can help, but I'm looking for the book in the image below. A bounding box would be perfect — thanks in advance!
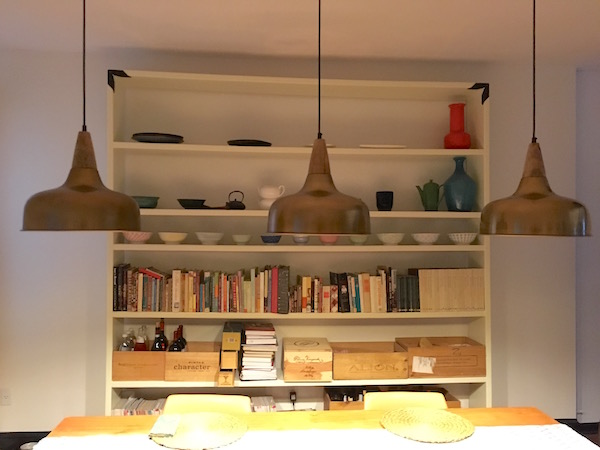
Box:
[244,322,276,336]
[338,272,351,313]
[277,265,290,314]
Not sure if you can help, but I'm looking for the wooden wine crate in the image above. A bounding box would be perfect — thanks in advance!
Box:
[394,336,486,377]
[164,342,221,381]
[112,351,165,381]
[283,337,332,382]
[330,342,408,380]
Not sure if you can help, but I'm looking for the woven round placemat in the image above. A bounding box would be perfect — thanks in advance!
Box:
[152,412,248,450]
[381,407,475,443]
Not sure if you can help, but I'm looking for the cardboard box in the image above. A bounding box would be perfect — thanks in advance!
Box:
[222,321,243,351]
[330,342,408,380]
[217,370,236,386]
[112,351,165,381]
[394,336,486,378]
[283,337,332,382]
[324,392,364,410]
[408,268,484,311]
[164,342,221,381]
[220,350,239,370]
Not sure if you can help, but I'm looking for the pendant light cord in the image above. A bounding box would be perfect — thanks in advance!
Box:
[82,0,87,132]
[532,0,536,143]
[317,0,322,139]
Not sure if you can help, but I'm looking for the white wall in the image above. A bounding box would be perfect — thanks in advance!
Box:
[0,47,586,430]
[576,68,600,423]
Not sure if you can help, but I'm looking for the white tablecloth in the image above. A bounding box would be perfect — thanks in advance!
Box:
[34,424,597,450]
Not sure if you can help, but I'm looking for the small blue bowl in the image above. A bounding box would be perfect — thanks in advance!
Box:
[261,234,281,244]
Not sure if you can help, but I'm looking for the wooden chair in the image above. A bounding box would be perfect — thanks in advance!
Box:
[363,391,448,411]
[162,394,253,415]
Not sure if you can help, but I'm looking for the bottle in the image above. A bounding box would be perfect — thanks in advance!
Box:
[176,325,187,350]
[168,329,183,352]
[134,336,147,351]
[151,320,168,351]
[118,333,133,351]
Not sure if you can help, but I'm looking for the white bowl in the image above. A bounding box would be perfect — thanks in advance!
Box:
[411,233,440,245]
[448,232,478,245]
[376,233,404,245]
[195,232,224,245]
[232,234,251,245]
[122,231,152,244]
[293,234,309,244]
[158,232,187,244]
[349,235,369,245]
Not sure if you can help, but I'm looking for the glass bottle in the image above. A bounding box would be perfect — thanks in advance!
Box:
[118,333,133,351]
[151,320,168,351]
[176,325,187,350]
[168,329,183,352]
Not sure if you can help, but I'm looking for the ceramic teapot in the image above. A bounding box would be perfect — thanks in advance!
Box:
[416,179,443,211]
[258,184,285,199]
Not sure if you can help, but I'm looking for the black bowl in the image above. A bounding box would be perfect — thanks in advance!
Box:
[178,198,206,209]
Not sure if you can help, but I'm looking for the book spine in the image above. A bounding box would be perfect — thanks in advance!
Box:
[277,265,290,314]
[338,272,350,313]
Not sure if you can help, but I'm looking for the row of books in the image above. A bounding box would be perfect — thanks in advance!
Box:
[113,264,290,313]
[240,322,278,381]
[113,264,485,314]
[111,396,165,416]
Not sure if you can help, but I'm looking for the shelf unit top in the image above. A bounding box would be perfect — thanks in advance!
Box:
[110,70,489,103]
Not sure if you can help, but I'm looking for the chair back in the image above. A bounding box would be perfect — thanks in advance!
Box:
[363,391,448,411]
[163,394,253,415]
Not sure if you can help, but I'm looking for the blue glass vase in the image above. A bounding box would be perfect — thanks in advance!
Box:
[443,156,476,212]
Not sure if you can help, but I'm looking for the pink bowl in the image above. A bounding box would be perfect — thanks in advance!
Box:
[319,235,339,245]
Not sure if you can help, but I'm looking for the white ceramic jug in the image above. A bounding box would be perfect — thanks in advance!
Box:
[258,185,285,199]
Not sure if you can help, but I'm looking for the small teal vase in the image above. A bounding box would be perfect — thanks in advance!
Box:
[443,156,476,212]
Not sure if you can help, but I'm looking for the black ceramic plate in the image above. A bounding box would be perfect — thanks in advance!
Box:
[177,199,206,209]
[132,133,184,144]
[227,139,272,147]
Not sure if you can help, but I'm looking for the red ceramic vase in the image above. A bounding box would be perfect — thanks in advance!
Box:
[444,103,471,149]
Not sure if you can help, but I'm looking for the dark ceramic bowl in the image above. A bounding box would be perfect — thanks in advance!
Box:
[178,198,206,209]
[261,234,281,244]
[132,196,159,208]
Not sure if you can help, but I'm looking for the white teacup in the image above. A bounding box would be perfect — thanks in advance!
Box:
[258,185,285,199]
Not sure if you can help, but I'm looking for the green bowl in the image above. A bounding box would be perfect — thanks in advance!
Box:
[132,196,159,208]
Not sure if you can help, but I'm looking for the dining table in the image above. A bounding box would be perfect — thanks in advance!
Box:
[36,407,597,449]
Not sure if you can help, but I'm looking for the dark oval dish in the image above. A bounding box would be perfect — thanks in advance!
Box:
[178,199,206,209]
[132,133,184,144]
[227,139,271,147]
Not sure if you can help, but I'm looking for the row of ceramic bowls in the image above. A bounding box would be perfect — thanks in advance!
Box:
[122,231,478,245]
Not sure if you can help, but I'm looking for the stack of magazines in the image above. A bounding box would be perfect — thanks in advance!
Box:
[239,322,277,381]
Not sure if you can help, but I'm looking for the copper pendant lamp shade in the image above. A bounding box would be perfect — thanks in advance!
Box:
[267,138,370,235]
[22,0,140,231]
[266,0,370,235]
[480,140,589,236]
[23,131,140,231]
[479,0,590,237]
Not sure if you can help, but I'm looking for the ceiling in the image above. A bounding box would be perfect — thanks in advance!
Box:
[1,0,600,68]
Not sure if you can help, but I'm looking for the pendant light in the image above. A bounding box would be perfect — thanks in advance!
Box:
[480,0,590,236]
[22,0,140,231]
[266,0,370,235]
